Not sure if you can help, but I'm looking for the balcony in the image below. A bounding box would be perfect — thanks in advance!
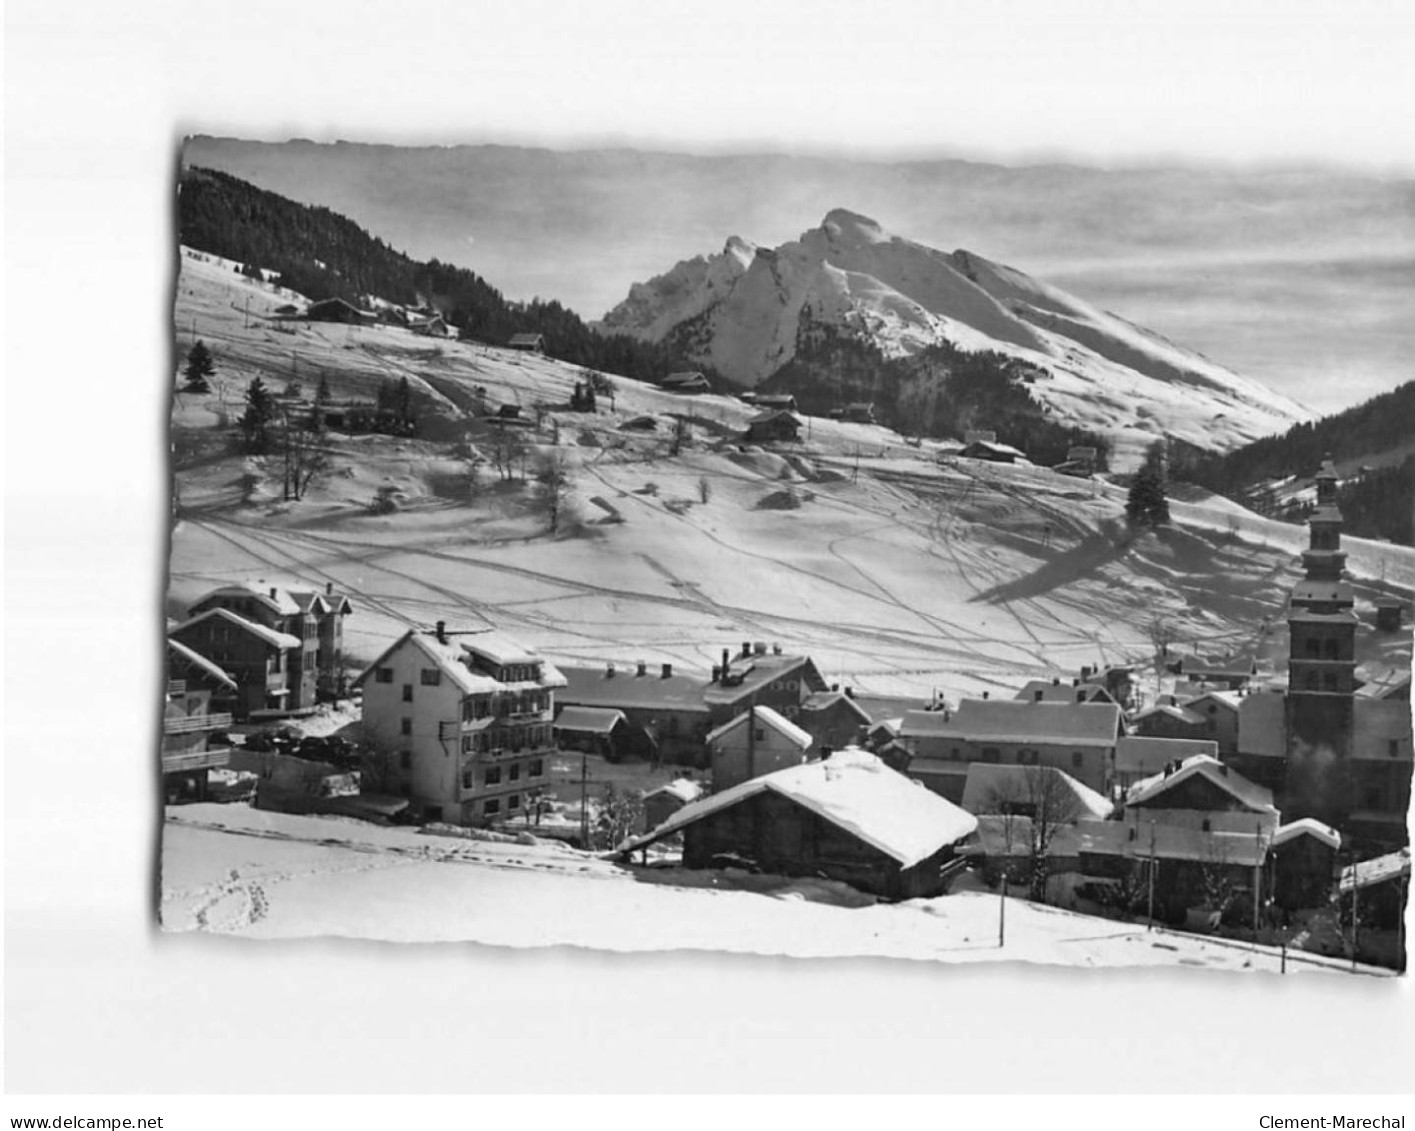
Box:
[161,745,232,774]
[162,712,234,735]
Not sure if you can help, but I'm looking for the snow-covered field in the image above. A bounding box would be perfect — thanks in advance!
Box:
[162,255,1413,963]
[160,805,1391,976]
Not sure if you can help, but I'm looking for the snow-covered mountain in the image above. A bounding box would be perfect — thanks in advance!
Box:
[597,209,1314,451]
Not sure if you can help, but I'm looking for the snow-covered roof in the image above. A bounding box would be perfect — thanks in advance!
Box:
[643,779,705,804]
[801,691,873,723]
[1132,703,1206,727]
[900,699,1122,746]
[1124,754,1276,814]
[960,763,1112,820]
[457,630,542,668]
[703,655,823,706]
[1339,847,1410,893]
[172,607,300,651]
[1271,818,1341,851]
[1115,736,1219,776]
[1181,690,1242,713]
[558,664,711,712]
[1355,666,1412,700]
[706,705,813,751]
[191,582,302,618]
[1014,679,1110,704]
[620,748,977,867]
[352,629,565,694]
[166,638,237,691]
[553,706,626,735]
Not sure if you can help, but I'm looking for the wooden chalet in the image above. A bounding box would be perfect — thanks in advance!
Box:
[507,333,546,352]
[641,778,706,832]
[959,439,1027,464]
[659,372,711,395]
[619,748,978,900]
[744,409,803,443]
[706,704,815,792]
[306,297,376,325]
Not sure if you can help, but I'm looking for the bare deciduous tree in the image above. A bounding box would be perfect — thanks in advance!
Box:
[984,766,1088,903]
[534,449,572,534]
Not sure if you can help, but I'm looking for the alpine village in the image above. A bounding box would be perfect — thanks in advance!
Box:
[162,164,1413,972]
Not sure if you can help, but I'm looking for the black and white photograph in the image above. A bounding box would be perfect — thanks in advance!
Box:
[6,0,1414,1109]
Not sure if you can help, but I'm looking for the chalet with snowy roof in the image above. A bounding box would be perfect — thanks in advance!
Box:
[958,439,1028,464]
[641,778,705,832]
[1053,445,1100,478]
[707,705,814,792]
[797,689,873,753]
[1180,690,1243,754]
[1270,818,1341,911]
[900,697,1123,801]
[619,748,978,900]
[188,581,352,707]
[747,394,798,412]
[1131,701,1208,742]
[744,409,803,443]
[1121,754,1279,834]
[1113,736,1219,791]
[353,622,565,826]
[1339,847,1411,933]
[507,332,545,352]
[162,639,236,803]
[553,706,644,761]
[169,607,302,720]
[659,371,710,394]
[410,314,453,338]
[306,297,375,325]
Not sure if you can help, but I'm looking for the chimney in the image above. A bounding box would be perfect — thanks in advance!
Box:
[982,691,990,700]
[606,662,616,678]
[1219,763,1229,777]
[711,666,721,682]
[1052,677,1061,686]
[636,660,647,677]
[742,641,752,658]
[831,683,840,692]
[721,648,730,677]
[270,586,278,600]
[1034,690,1044,702]
[661,663,673,679]
[1072,678,1080,687]
[844,687,854,699]
[753,641,767,656]
[1076,690,1086,702]
[435,620,447,644]
[773,642,783,655]
[326,581,334,595]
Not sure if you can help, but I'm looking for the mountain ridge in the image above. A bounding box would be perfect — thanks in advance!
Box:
[598,209,1313,453]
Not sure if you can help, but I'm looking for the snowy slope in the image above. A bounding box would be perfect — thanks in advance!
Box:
[597,209,1313,451]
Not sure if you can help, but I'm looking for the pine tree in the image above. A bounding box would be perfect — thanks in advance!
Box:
[240,376,276,453]
[1126,440,1171,528]
[183,340,215,392]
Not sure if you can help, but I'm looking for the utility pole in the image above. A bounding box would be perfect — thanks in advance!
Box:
[580,748,589,850]
[1350,848,1360,974]
[1252,821,1263,956]
[1146,820,1157,931]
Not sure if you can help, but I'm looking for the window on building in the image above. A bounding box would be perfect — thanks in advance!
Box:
[509,763,521,781]
[982,747,999,764]
[462,736,473,754]
[1305,639,1320,657]
[402,684,414,702]
[1201,818,1211,832]
[754,728,765,741]
[1072,751,1084,768]
[508,794,521,810]
[951,746,961,761]
[484,766,501,786]
[401,717,412,736]
[529,759,544,777]
[376,667,393,683]
[483,799,500,816]
[421,668,442,686]
[462,769,475,790]
[1324,639,1339,660]
[400,750,412,769]
[1323,673,1338,691]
